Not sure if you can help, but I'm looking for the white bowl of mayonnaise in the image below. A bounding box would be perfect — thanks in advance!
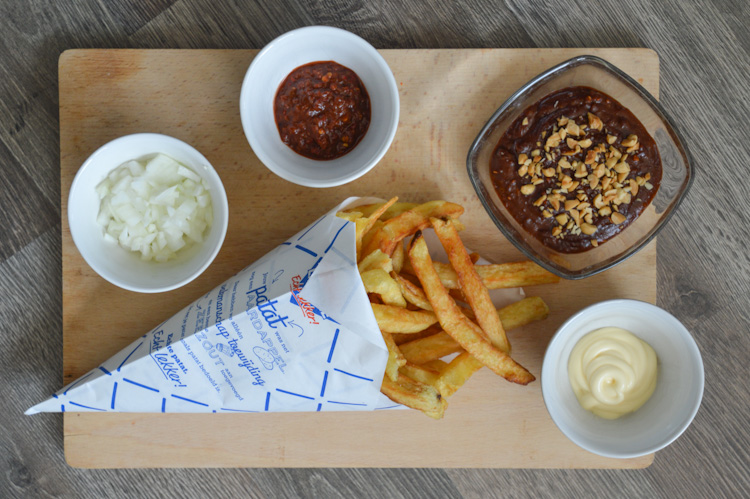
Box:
[541,299,704,459]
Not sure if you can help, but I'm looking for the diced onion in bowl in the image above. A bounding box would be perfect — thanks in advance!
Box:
[96,154,213,262]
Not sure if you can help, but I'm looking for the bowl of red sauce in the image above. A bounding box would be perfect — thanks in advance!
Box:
[240,26,400,188]
[467,55,694,279]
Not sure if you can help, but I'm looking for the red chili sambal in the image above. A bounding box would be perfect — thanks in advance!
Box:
[274,61,371,161]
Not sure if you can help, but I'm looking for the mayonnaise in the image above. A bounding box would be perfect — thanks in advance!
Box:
[568,327,657,419]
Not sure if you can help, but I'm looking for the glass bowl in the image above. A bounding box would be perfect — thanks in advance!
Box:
[466,55,694,279]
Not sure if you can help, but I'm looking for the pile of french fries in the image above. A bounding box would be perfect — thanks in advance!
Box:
[337,198,559,419]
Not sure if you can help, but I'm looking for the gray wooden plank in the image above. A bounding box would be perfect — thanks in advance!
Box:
[1,0,749,497]
[0,139,58,262]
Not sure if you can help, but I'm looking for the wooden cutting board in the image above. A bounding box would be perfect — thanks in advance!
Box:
[60,48,658,468]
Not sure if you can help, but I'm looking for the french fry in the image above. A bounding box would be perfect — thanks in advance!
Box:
[435,352,484,398]
[392,272,433,311]
[497,296,549,330]
[371,303,438,333]
[391,240,405,273]
[434,297,549,397]
[399,362,441,386]
[431,217,510,353]
[400,297,550,363]
[402,259,559,290]
[407,234,534,385]
[356,197,398,255]
[362,201,464,256]
[423,358,449,374]
[476,261,560,289]
[400,331,463,364]
[391,324,442,345]
[336,210,363,222]
[347,201,419,220]
[359,220,384,262]
[381,331,406,382]
[380,372,446,419]
[361,269,406,307]
[358,249,392,273]
[348,198,558,418]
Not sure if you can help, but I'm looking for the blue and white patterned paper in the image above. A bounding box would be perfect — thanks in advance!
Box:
[26,198,393,414]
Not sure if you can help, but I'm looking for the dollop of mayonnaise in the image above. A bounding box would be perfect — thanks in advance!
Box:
[568,327,657,419]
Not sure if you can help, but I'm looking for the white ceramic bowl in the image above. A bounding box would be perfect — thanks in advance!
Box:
[239,26,399,188]
[68,133,229,293]
[541,299,704,458]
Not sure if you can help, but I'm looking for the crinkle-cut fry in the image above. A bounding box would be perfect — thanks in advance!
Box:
[431,217,510,353]
[358,249,393,273]
[400,331,464,364]
[362,201,465,257]
[401,297,550,363]
[392,272,433,311]
[361,269,406,307]
[399,362,441,386]
[436,352,484,398]
[402,259,559,290]
[408,233,534,385]
[380,371,447,419]
[381,331,406,382]
[391,241,405,273]
[371,303,438,334]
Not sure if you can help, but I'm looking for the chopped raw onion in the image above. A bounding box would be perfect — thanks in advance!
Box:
[96,154,213,262]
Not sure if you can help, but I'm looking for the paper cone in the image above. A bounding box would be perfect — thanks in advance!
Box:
[27,198,392,414]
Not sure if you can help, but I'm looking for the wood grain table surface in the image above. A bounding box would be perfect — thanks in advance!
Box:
[1,0,747,497]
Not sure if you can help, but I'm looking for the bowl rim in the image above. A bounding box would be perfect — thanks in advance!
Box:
[466,55,695,280]
[68,132,229,293]
[239,25,400,188]
[540,298,705,458]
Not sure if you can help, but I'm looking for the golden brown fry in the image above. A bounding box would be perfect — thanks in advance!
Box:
[436,352,484,398]
[347,201,419,220]
[336,210,363,222]
[391,324,441,345]
[359,220,384,262]
[400,297,549,363]
[400,331,463,364]
[399,362,441,386]
[380,372,446,419]
[408,234,534,385]
[371,303,438,333]
[391,241,405,273]
[402,260,558,290]
[498,296,549,330]
[431,217,510,353]
[356,197,398,256]
[476,261,560,289]
[361,269,406,307]
[381,331,406,382]
[392,272,433,311]
[358,249,392,273]
[450,219,466,232]
[362,201,465,257]
[434,298,549,397]
[423,359,449,374]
